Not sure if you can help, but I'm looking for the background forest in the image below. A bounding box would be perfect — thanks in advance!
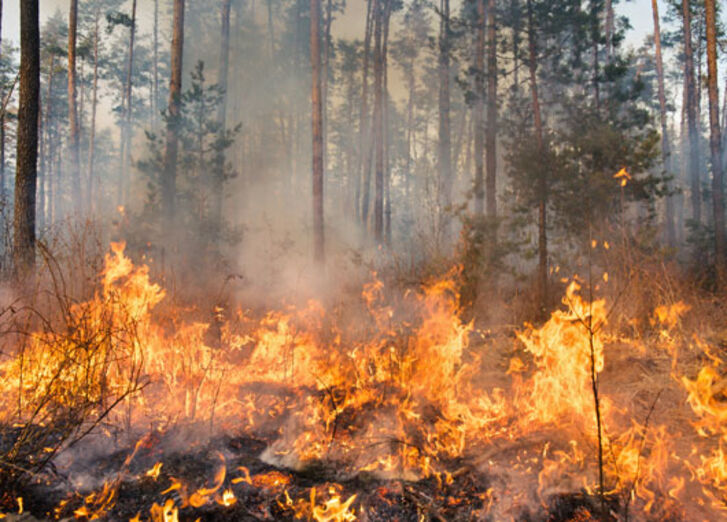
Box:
[1,0,726,318]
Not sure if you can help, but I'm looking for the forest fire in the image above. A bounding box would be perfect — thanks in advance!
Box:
[0,242,724,520]
[2,0,727,519]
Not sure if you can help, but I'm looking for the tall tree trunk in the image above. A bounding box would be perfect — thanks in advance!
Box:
[383,0,392,244]
[322,0,333,183]
[605,0,614,63]
[438,0,452,233]
[683,0,701,224]
[371,0,390,244]
[68,0,82,212]
[359,0,374,223]
[372,0,383,240]
[163,0,185,232]
[474,0,485,215]
[215,0,233,236]
[651,0,674,246]
[153,0,159,129]
[310,0,325,262]
[87,5,100,214]
[404,50,415,207]
[43,55,55,224]
[486,0,497,219]
[14,0,40,276]
[267,0,275,60]
[527,0,547,315]
[591,3,600,110]
[705,0,726,283]
[511,0,520,92]
[119,0,137,206]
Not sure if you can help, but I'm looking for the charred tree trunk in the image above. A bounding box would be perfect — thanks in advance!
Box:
[163,0,185,233]
[527,0,547,316]
[651,0,674,246]
[67,0,82,212]
[485,0,497,219]
[474,0,485,215]
[683,0,701,224]
[14,0,40,276]
[438,0,452,234]
[372,0,383,241]
[706,0,726,284]
[87,5,100,214]
[310,0,325,263]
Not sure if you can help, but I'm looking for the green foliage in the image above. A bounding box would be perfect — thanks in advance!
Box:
[138,61,241,252]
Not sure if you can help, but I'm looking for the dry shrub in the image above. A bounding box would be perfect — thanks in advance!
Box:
[0,225,147,499]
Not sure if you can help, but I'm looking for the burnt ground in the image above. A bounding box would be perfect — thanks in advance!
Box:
[0,427,625,522]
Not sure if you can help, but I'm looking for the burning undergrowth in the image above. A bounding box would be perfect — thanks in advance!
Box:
[0,242,726,520]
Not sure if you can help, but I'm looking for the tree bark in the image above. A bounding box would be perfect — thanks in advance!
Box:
[474,0,485,215]
[311,0,325,262]
[322,0,333,184]
[372,0,384,242]
[438,0,452,233]
[359,0,374,223]
[683,0,701,224]
[382,0,392,244]
[87,4,100,214]
[486,0,497,219]
[651,0,674,246]
[14,0,40,276]
[119,0,137,206]
[527,0,547,316]
[153,0,159,129]
[163,0,185,231]
[215,0,233,235]
[67,0,82,212]
[705,0,726,284]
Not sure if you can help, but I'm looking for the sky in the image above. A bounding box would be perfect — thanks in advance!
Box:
[2,0,660,50]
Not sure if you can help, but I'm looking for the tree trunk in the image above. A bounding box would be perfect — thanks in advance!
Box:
[163,0,185,232]
[605,0,614,63]
[683,0,701,224]
[322,0,333,183]
[68,0,82,212]
[474,0,485,215]
[267,0,275,60]
[215,0,232,235]
[705,0,726,283]
[87,5,100,214]
[383,0,392,244]
[153,0,159,129]
[651,0,674,246]
[371,0,390,244]
[359,0,374,223]
[310,0,325,263]
[43,54,55,224]
[527,0,547,316]
[14,0,40,276]
[486,0,497,219]
[438,0,452,233]
[119,0,137,206]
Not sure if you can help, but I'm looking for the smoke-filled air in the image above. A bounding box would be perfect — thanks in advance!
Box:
[3,0,727,520]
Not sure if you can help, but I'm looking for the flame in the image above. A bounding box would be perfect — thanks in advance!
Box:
[216,489,237,507]
[5,242,727,518]
[145,462,163,481]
